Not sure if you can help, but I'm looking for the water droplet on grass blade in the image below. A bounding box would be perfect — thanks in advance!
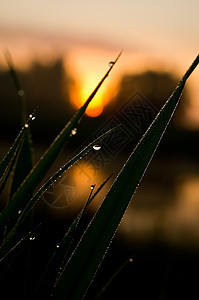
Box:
[90,184,95,190]
[29,114,36,121]
[109,61,114,67]
[93,145,101,151]
[71,128,77,135]
[30,236,35,241]
[25,123,29,128]
[18,210,22,214]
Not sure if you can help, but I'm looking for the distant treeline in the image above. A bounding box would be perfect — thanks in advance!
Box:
[0,58,74,141]
[0,57,190,148]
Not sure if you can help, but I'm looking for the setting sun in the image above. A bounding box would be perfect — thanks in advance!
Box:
[70,71,109,117]
[79,77,105,117]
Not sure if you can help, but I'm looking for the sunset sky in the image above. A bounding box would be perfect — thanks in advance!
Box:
[0,0,198,123]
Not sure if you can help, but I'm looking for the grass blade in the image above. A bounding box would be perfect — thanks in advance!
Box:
[4,50,28,124]
[35,186,96,297]
[35,174,113,297]
[19,126,119,225]
[52,55,199,299]
[87,173,113,207]
[0,126,119,261]
[4,50,33,195]
[0,53,121,228]
[94,258,133,300]
[0,140,23,200]
[0,112,36,181]
[10,135,33,197]
[0,224,40,265]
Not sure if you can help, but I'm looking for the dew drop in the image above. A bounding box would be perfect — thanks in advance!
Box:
[18,210,22,215]
[109,61,114,67]
[129,258,133,263]
[56,244,60,248]
[30,236,35,241]
[25,123,29,128]
[29,114,36,121]
[18,89,25,97]
[71,128,77,135]
[90,184,95,190]
[93,145,101,151]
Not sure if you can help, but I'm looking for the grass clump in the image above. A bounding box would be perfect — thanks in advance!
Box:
[0,51,198,299]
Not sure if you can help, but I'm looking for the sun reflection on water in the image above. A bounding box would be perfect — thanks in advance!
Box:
[120,170,199,249]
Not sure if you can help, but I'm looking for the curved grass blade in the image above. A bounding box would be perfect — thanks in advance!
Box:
[19,126,119,225]
[52,55,199,299]
[34,186,96,298]
[0,139,23,200]
[0,111,36,181]
[0,223,40,264]
[10,134,33,197]
[0,53,121,228]
[35,174,113,297]
[0,126,119,261]
[88,173,113,206]
[4,50,28,124]
[4,50,33,196]
[94,258,133,300]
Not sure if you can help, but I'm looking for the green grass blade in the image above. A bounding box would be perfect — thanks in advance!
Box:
[52,55,199,299]
[87,173,113,207]
[4,50,34,196]
[0,54,120,228]
[0,223,40,265]
[0,140,23,199]
[40,175,112,285]
[0,112,35,181]
[35,173,112,298]
[0,126,119,261]
[4,50,28,124]
[35,186,96,297]
[10,136,33,197]
[19,126,118,225]
[36,174,113,297]
[94,258,133,300]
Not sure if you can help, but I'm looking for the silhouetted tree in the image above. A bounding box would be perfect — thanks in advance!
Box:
[0,57,75,141]
[107,71,189,127]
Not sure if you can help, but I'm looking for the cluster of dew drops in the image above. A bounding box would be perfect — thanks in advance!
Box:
[24,113,36,128]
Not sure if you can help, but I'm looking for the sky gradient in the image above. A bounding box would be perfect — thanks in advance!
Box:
[0,0,198,123]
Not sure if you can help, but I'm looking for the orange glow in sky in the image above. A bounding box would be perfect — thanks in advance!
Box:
[63,161,110,213]
[0,25,198,123]
[72,74,108,117]
[66,47,121,118]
